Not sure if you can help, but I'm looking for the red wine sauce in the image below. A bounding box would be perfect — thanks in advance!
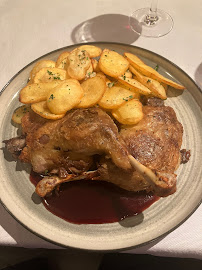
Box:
[30,171,159,224]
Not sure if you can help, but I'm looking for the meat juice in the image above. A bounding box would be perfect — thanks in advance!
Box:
[30,171,159,224]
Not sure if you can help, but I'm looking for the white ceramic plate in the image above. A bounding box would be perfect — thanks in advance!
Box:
[0,43,201,251]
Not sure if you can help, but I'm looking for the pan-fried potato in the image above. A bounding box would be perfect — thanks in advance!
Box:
[33,67,66,83]
[67,48,91,80]
[118,76,151,95]
[99,49,129,78]
[129,65,167,99]
[19,81,62,104]
[77,76,106,108]
[123,69,133,79]
[12,105,31,124]
[112,99,143,125]
[57,58,69,70]
[113,82,140,99]
[91,59,101,72]
[56,52,71,77]
[30,60,56,82]
[31,101,65,120]
[64,78,80,86]
[47,80,84,114]
[99,85,137,110]
[124,53,145,65]
[78,45,102,58]
[84,63,95,80]
[124,53,185,90]
[56,51,70,68]
[96,72,107,81]
[16,46,185,124]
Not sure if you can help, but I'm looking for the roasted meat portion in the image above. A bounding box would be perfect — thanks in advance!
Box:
[120,105,183,173]
[18,107,131,173]
[4,99,187,198]
[3,135,26,159]
[98,102,183,197]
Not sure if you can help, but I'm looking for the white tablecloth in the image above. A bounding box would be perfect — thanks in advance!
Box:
[0,0,201,259]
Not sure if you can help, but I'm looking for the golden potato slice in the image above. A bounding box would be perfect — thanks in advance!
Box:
[91,59,101,72]
[33,67,66,83]
[77,76,106,108]
[96,72,107,81]
[30,60,56,82]
[47,80,84,114]
[123,69,132,78]
[129,65,167,99]
[112,99,143,125]
[19,81,62,104]
[31,101,65,120]
[84,63,95,80]
[12,105,31,124]
[124,53,185,90]
[64,78,80,86]
[67,48,91,80]
[124,53,144,65]
[55,51,71,77]
[56,51,70,68]
[78,45,102,58]
[99,49,129,78]
[118,76,151,95]
[112,82,140,99]
[57,58,69,70]
[99,85,137,110]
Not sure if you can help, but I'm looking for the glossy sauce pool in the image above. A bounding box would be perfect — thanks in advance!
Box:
[30,171,159,224]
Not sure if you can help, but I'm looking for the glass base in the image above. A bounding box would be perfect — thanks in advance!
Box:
[129,8,174,38]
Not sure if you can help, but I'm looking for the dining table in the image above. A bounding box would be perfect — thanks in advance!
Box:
[0,0,201,260]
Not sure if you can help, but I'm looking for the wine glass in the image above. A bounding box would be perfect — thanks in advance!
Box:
[129,0,173,37]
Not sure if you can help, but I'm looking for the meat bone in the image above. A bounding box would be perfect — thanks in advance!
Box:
[36,155,176,197]
[128,155,176,197]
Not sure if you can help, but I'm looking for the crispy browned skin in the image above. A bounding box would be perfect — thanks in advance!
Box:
[120,105,183,173]
[98,102,183,196]
[19,107,131,173]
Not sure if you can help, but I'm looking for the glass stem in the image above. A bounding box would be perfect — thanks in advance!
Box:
[145,0,159,25]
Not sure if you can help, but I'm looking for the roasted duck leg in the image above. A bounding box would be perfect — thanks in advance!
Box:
[4,100,188,197]
[18,107,131,173]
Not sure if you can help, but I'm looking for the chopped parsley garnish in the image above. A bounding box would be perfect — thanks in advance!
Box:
[47,70,61,80]
[47,70,53,75]
[49,94,55,100]
[147,79,151,83]
[154,65,159,71]
[53,76,61,80]
[123,95,133,101]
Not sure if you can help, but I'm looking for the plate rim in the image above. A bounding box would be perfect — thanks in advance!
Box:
[0,42,201,251]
